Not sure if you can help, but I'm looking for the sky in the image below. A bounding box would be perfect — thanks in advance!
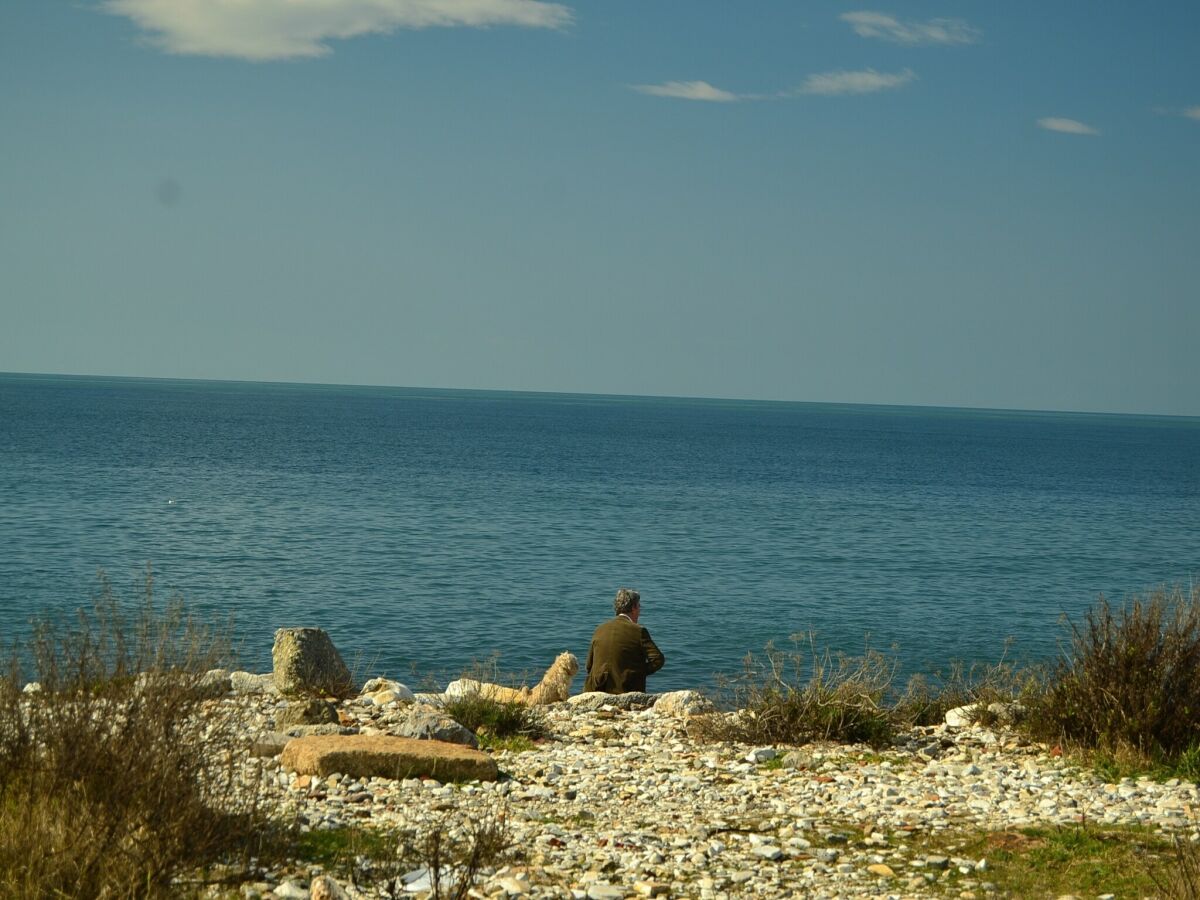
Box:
[1,1,1198,416]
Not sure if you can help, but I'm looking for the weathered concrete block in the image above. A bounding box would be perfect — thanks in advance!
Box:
[272,627,355,699]
[281,734,498,782]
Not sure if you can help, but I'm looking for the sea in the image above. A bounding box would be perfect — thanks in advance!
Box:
[1,372,1197,693]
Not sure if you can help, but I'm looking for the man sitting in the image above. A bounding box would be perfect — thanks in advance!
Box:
[583,588,665,694]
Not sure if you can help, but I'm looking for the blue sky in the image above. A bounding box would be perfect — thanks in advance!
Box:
[2,1,1197,415]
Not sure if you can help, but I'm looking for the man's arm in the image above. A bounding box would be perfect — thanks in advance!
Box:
[640,627,665,675]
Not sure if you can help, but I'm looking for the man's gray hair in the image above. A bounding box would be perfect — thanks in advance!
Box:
[614,588,640,616]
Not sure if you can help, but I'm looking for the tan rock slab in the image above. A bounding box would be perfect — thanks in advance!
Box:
[281,734,499,782]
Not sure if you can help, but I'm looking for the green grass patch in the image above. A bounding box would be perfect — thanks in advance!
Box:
[290,826,398,872]
[900,824,1175,898]
[478,732,538,753]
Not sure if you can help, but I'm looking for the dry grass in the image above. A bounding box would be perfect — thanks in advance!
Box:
[695,635,897,747]
[302,805,511,899]
[1026,584,1200,765]
[0,569,271,898]
[1151,834,1200,899]
[893,641,1038,728]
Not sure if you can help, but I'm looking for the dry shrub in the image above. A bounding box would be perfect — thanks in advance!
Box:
[696,635,896,747]
[1026,584,1200,762]
[1150,834,1200,900]
[0,569,268,898]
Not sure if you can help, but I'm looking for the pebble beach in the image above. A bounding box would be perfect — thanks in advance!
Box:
[214,681,1200,900]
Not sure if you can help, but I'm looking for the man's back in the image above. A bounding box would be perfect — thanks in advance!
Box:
[584,615,664,694]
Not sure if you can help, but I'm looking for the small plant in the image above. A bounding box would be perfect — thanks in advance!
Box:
[442,691,547,743]
[441,660,548,743]
[476,732,538,753]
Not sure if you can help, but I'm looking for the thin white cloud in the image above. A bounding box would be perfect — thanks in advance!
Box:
[1037,117,1100,136]
[102,0,573,61]
[631,80,741,102]
[1183,106,1200,120]
[841,11,980,46]
[796,68,917,96]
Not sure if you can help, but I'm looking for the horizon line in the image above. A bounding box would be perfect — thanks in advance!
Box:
[2,369,1196,422]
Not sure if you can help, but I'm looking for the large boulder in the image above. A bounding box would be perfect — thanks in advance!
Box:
[396,703,479,748]
[281,734,498,782]
[272,628,355,699]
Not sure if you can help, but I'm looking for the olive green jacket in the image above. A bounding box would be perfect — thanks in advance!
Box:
[583,615,665,694]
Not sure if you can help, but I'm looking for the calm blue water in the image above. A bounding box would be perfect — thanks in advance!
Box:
[1,372,1197,692]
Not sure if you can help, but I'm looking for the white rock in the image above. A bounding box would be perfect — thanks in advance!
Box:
[444,678,481,699]
[586,883,625,900]
[746,747,778,763]
[945,704,978,728]
[653,690,714,717]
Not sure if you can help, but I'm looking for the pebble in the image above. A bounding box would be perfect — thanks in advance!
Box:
[193,689,1200,900]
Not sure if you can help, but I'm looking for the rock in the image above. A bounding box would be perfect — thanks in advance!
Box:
[586,884,624,900]
[275,698,340,729]
[196,668,233,698]
[653,690,714,717]
[272,627,355,699]
[444,678,482,700]
[281,723,347,738]
[567,691,656,711]
[634,882,670,897]
[987,701,1027,725]
[745,747,777,763]
[231,671,277,695]
[363,689,410,707]
[21,682,41,694]
[780,749,814,769]
[396,703,479,748]
[249,732,291,757]
[309,875,348,900]
[281,734,499,782]
[361,678,415,701]
[751,844,783,860]
[867,863,896,877]
[945,704,979,728]
[273,881,308,899]
[496,874,531,894]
